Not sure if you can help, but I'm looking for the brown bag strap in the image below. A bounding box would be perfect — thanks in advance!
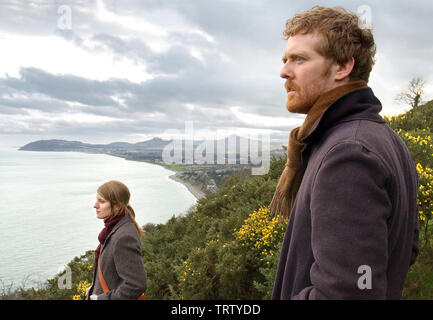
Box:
[97,260,110,293]
[97,259,147,300]
[138,293,147,300]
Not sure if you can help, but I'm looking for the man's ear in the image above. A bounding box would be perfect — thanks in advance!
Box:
[335,57,355,81]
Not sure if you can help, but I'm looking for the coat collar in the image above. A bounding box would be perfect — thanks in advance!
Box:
[101,215,131,251]
[302,87,385,144]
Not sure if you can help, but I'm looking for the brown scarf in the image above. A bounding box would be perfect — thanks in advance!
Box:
[269,80,368,218]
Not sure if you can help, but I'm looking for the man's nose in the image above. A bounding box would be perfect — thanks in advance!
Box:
[280,62,293,79]
[94,202,98,208]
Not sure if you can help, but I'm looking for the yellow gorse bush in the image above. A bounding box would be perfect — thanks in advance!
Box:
[72,280,91,300]
[235,207,286,259]
[397,130,433,223]
[383,115,433,222]
[416,162,433,222]
[385,108,433,247]
[180,259,195,282]
[402,130,433,149]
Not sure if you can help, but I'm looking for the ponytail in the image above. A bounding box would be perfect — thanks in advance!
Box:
[126,204,143,237]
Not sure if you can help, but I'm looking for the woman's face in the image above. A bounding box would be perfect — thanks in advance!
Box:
[94,193,112,219]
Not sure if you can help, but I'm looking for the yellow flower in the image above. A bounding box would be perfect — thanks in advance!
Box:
[76,280,91,297]
[235,207,287,258]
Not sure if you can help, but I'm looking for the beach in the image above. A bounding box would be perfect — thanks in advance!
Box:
[168,173,206,200]
[106,154,208,201]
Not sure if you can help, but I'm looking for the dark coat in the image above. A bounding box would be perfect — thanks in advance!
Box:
[89,215,147,300]
[272,87,419,300]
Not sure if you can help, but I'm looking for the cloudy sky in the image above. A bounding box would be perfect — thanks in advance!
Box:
[0,0,432,149]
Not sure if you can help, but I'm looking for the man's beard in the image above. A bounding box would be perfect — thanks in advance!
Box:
[284,65,333,114]
[284,79,329,114]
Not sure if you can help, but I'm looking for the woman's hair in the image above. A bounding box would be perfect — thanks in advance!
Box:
[97,180,143,237]
[283,5,376,83]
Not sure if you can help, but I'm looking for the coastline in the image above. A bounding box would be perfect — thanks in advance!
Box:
[120,157,207,201]
[108,154,208,201]
[168,172,206,200]
[109,152,207,200]
[17,148,208,202]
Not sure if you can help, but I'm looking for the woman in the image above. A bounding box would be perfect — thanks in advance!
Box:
[86,180,147,300]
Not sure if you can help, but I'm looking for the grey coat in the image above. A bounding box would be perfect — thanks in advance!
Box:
[88,215,147,300]
[272,87,419,299]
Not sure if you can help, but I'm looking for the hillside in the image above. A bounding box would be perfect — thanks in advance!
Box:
[384,100,433,170]
[384,100,433,299]
[384,99,433,132]
[4,100,433,300]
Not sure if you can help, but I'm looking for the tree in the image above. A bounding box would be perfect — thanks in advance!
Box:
[395,77,426,109]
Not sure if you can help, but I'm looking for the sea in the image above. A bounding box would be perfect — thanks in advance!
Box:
[0,148,197,291]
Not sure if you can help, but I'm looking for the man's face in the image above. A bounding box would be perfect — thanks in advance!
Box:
[281,32,338,114]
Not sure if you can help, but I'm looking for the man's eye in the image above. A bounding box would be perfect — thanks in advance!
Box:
[294,56,304,62]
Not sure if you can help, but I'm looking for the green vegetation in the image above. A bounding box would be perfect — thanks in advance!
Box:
[141,157,286,300]
[2,100,433,300]
[385,100,433,299]
[168,163,187,171]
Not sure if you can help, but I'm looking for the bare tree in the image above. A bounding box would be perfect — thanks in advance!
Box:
[395,77,426,109]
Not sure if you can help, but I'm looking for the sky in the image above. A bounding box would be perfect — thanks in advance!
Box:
[0,0,432,149]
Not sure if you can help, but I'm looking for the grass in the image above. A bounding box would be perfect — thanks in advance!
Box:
[402,244,433,300]
[402,224,433,300]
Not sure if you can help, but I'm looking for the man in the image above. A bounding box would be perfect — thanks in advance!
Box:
[270,6,419,299]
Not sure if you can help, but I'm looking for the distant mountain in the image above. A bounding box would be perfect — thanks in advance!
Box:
[134,137,171,148]
[19,138,172,152]
[19,137,286,164]
[20,136,286,152]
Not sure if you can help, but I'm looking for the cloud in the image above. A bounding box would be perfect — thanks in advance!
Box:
[0,0,432,148]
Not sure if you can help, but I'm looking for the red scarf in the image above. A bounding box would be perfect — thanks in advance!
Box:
[95,211,126,260]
